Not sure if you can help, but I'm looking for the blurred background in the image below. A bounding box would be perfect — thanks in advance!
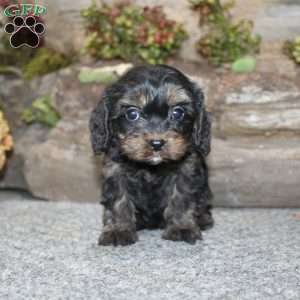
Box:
[1,0,300,207]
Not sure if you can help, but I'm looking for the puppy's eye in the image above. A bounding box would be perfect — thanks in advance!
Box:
[125,107,140,122]
[170,106,185,121]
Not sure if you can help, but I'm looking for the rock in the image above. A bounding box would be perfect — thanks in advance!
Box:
[0,125,49,190]
[221,106,300,136]
[50,67,104,119]
[0,73,61,131]
[50,63,133,118]
[253,1,300,42]
[0,65,107,193]
[256,43,298,78]
[0,69,56,194]
[0,75,53,190]
[24,113,101,202]
[43,0,87,55]
[214,73,300,136]
[23,125,300,207]
[209,137,300,207]
[0,76,34,130]
[30,72,60,97]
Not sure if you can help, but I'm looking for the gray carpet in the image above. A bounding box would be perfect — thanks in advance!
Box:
[0,193,299,300]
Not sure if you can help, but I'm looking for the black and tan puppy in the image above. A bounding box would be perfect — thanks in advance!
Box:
[90,65,213,246]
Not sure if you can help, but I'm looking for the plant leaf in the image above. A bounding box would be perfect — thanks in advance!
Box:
[231,56,256,73]
[78,68,118,84]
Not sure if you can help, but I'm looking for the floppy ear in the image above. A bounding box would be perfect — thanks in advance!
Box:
[192,85,212,157]
[89,94,112,154]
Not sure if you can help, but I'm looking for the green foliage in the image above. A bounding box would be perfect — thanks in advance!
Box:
[190,0,261,66]
[0,34,36,71]
[22,96,61,128]
[231,56,256,73]
[22,48,72,80]
[81,2,187,64]
[283,37,300,64]
[0,32,72,79]
[78,67,118,84]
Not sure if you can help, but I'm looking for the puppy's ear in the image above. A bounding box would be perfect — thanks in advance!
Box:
[192,85,211,157]
[89,94,111,154]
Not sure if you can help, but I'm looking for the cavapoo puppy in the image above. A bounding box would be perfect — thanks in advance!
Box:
[90,65,213,246]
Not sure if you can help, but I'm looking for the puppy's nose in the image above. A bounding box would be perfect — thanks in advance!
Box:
[149,139,166,151]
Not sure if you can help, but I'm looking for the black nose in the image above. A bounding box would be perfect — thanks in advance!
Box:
[149,139,166,151]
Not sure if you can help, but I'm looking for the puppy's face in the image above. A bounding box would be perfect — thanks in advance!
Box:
[90,65,211,164]
[112,82,195,164]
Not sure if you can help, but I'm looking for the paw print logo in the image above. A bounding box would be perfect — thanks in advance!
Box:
[4,16,45,48]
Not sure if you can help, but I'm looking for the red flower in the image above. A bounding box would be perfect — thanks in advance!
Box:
[154,32,162,44]
[109,7,120,19]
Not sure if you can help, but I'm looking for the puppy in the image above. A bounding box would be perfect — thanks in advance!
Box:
[90,65,213,246]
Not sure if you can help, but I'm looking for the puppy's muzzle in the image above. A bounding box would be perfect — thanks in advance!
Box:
[149,139,166,151]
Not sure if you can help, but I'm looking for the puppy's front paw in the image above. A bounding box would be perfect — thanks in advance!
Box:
[198,213,214,230]
[98,229,138,246]
[162,226,202,244]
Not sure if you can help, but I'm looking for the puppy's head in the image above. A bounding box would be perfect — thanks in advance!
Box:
[90,65,211,165]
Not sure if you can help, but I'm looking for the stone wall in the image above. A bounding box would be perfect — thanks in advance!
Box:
[1,63,300,207]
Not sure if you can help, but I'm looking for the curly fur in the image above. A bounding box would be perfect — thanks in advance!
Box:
[90,65,213,246]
